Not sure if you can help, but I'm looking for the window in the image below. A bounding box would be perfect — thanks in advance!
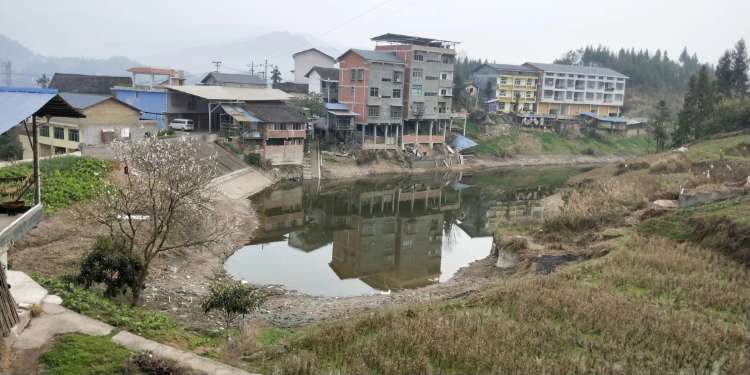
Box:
[413,52,424,61]
[40,126,49,137]
[412,84,423,96]
[544,78,554,86]
[413,102,424,115]
[585,92,594,100]
[615,94,624,102]
[350,69,364,81]
[616,82,624,90]
[440,72,452,80]
[528,79,536,86]
[543,90,553,98]
[392,88,401,98]
[498,102,506,110]
[53,127,65,140]
[412,68,423,80]
[390,106,402,119]
[68,129,79,142]
[587,81,596,89]
[439,88,451,97]
[441,54,453,64]
[370,87,379,97]
[566,91,573,100]
[499,90,507,97]
[438,102,447,114]
[424,92,437,97]
[393,71,403,83]
[368,106,380,117]
[526,91,534,98]
[514,79,521,85]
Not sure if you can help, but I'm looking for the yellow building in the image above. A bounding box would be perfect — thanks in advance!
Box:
[21,93,149,159]
[472,64,539,114]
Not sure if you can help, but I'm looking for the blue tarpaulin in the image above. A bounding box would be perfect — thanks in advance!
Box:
[0,87,82,134]
[579,111,627,124]
[450,134,478,152]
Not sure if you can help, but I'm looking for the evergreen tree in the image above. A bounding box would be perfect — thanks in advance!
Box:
[270,66,282,85]
[674,65,716,145]
[731,39,749,98]
[652,100,670,151]
[716,51,734,97]
[0,131,22,161]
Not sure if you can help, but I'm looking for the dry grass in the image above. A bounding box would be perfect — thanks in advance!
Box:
[265,235,750,374]
[650,153,691,174]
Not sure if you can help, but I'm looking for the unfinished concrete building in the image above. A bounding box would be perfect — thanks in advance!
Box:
[373,34,458,156]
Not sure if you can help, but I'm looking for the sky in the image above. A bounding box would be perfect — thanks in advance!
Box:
[1,0,749,65]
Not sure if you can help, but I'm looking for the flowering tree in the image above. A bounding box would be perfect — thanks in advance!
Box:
[88,137,236,305]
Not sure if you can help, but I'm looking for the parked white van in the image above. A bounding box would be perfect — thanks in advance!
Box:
[168,118,194,131]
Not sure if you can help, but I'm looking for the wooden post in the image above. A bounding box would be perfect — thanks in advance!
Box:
[32,116,41,205]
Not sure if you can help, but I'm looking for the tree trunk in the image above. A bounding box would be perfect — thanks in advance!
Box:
[131,267,150,306]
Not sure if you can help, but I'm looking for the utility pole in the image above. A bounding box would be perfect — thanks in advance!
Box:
[247,60,263,77]
[211,61,222,72]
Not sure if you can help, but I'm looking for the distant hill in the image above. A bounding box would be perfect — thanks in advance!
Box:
[140,31,340,82]
[0,34,140,86]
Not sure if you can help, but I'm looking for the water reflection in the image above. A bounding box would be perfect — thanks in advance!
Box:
[225,169,581,297]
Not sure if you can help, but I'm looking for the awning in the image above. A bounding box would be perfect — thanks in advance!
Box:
[221,103,261,123]
[450,134,478,152]
[327,110,358,117]
[0,87,84,134]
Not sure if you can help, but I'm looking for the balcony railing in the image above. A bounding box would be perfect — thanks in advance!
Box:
[267,129,306,138]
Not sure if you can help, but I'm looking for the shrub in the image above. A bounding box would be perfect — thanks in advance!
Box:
[468,110,487,123]
[245,153,261,166]
[202,278,266,333]
[157,129,176,137]
[76,235,143,298]
[125,352,200,375]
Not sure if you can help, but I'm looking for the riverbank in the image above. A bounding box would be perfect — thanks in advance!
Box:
[321,153,626,180]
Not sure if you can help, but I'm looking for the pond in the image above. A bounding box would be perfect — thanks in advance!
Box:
[224,167,586,297]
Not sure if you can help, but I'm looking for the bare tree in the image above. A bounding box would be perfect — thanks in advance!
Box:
[87,137,236,305]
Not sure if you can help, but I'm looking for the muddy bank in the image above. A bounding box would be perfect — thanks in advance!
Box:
[322,154,625,180]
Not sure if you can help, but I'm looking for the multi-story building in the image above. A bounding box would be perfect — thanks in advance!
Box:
[373,34,457,153]
[338,48,406,150]
[524,63,627,118]
[292,48,336,84]
[472,64,539,113]
[305,67,339,103]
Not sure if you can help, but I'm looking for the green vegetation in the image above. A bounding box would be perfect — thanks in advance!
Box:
[0,130,23,161]
[202,277,266,333]
[469,128,655,158]
[683,132,750,162]
[36,276,224,353]
[0,156,111,211]
[467,166,583,191]
[40,334,132,375]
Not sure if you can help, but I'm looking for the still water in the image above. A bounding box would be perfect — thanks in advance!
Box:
[225,167,585,297]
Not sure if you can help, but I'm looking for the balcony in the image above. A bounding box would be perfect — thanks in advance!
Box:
[267,129,306,139]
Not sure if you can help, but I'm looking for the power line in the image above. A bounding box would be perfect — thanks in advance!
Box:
[317,0,394,37]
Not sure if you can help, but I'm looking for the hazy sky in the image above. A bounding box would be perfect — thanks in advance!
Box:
[2,0,749,65]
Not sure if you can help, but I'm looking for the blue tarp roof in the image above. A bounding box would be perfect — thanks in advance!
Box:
[450,134,478,152]
[0,87,83,134]
[580,111,627,124]
[325,103,350,111]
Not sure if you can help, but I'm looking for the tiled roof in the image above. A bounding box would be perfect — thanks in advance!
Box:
[49,73,132,95]
[244,103,307,123]
[201,72,266,86]
[339,49,404,64]
[305,67,339,81]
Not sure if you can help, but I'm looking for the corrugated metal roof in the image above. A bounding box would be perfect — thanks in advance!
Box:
[580,112,628,123]
[221,103,262,123]
[244,103,307,123]
[327,110,358,117]
[0,87,83,134]
[450,134,478,152]
[201,72,266,86]
[524,63,628,79]
[474,64,537,74]
[325,103,350,111]
[339,49,404,64]
[165,85,292,101]
[59,92,110,109]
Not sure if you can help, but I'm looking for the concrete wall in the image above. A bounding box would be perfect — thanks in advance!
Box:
[263,144,304,165]
[293,51,335,84]
[308,71,322,95]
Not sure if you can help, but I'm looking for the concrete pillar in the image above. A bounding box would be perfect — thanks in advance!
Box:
[373,124,376,145]
[385,124,389,145]
[415,121,419,146]
[442,120,447,141]
[362,124,366,145]
[429,120,434,148]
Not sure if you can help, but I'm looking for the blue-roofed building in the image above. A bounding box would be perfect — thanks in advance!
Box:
[111,86,168,128]
[579,111,649,137]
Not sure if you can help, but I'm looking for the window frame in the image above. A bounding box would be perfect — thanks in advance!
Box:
[53,127,65,140]
[68,128,79,142]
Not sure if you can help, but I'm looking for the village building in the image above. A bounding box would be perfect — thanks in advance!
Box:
[0,87,82,350]
[337,49,406,150]
[200,72,266,88]
[48,73,132,95]
[524,62,627,118]
[20,92,149,159]
[472,64,539,114]
[372,33,458,155]
[291,48,336,84]
[313,102,357,144]
[273,82,309,99]
[305,66,339,103]
[112,67,185,129]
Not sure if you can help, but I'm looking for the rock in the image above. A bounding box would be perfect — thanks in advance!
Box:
[652,199,679,209]
[492,235,527,269]
[42,295,63,305]
[679,185,745,208]
[495,249,520,269]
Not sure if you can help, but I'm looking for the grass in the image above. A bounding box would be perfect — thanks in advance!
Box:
[0,156,111,212]
[468,166,585,191]
[264,234,750,375]
[40,334,132,375]
[35,276,225,355]
[685,132,750,162]
[471,128,655,158]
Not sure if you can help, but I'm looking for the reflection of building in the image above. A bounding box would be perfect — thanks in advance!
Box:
[252,186,304,243]
[328,183,460,291]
